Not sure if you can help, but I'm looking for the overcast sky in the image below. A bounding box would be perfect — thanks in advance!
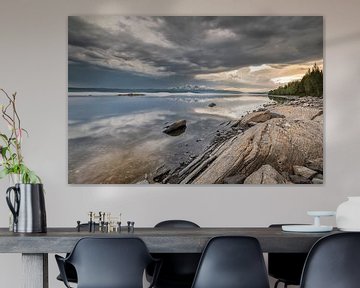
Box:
[68,16,323,92]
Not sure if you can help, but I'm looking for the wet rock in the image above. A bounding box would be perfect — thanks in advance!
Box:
[244,164,287,184]
[293,165,318,179]
[163,120,187,136]
[208,102,216,107]
[153,165,171,182]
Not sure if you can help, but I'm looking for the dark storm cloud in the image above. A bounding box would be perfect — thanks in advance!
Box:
[68,16,323,85]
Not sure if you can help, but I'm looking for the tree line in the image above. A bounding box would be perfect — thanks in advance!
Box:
[268,63,323,97]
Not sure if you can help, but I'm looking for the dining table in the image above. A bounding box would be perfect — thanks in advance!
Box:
[0,226,339,288]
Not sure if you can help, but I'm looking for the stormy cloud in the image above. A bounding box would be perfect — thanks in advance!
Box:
[68,16,323,90]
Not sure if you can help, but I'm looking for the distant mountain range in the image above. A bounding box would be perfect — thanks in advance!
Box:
[170,84,206,90]
[68,86,268,95]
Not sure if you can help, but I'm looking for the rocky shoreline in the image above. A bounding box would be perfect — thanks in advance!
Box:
[145,96,323,184]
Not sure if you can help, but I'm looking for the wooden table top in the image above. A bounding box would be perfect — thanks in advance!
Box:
[0,227,339,253]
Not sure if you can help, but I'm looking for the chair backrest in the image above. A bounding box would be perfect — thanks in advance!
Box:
[191,236,270,288]
[268,224,308,285]
[67,237,154,288]
[300,232,360,288]
[155,220,200,228]
[151,220,201,285]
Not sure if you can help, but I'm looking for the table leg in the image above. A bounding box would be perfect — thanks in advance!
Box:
[22,253,48,288]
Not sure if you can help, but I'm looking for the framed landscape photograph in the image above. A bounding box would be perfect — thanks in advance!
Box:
[68,16,323,184]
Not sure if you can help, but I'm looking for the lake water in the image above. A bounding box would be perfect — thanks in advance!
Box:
[68,91,272,184]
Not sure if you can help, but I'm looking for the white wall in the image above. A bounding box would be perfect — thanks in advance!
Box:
[0,0,360,287]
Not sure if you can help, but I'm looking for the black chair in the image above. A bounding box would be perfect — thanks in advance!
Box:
[147,220,201,288]
[56,223,99,284]
[268,224,308,288]
[191,236,270,288]
[154,220,200,229]
[55,237,160,288]
[56,262,77,284]
[300,232,360,288]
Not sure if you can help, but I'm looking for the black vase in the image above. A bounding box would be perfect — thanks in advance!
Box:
[6,183,47,233]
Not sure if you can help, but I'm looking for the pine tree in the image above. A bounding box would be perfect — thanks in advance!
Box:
[268,63,323,97]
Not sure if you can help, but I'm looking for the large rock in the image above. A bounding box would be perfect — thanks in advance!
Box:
[240,110,272,126]
[293,165,318,179]
[240,110,285,127]
[269,106,322,121]
[244,165,287,184]
[192,117,323,184]
[163,120,187,135]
